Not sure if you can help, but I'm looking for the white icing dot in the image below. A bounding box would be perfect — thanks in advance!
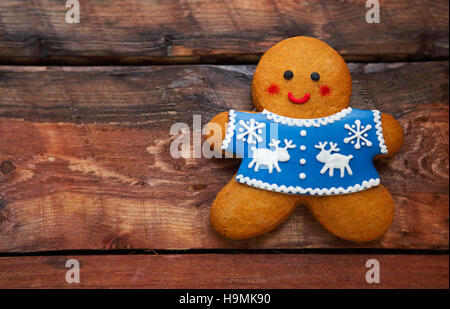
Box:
[300,130,307,137]
[299,158,306,165]
[362,142,365,146]
[351,141,355,144]
[238,128,244,132]
[300,145,306,151]
[258,129,262,134]
[364,133,368,137]
[242,138,246,142]
[299,173,306,180]
[348,132,352,135]
[352,124,355,128]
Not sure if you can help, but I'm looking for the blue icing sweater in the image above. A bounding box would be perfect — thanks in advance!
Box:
[221,108,388,196]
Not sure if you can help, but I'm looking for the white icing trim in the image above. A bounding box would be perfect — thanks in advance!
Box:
[262,107,352,127]
[221,109,236,150]
[372,110,388,154]
[235,175,380,196]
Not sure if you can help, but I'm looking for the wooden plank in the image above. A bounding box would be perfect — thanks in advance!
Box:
[0,254,447,289]
[0,0,448,64]
[0,62,448,252]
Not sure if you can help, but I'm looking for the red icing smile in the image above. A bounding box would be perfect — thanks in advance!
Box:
[288,92,310,104]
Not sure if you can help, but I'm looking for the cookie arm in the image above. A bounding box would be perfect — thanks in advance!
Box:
[378,113,404,158]
[205,111,229,150]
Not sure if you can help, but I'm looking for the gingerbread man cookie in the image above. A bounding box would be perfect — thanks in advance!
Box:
[206,37,403,242]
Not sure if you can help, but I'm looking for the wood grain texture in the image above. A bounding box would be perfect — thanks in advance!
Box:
[0,62,448,252]
[0,254,448,289]
[0,0,448,64]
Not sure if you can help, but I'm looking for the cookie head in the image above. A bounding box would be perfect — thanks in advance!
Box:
[252,37,352,118]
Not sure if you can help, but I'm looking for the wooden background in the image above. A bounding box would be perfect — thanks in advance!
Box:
[0,0,448,289]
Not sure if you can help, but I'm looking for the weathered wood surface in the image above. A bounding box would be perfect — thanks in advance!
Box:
[0,254,448,289]
[0,0,448,64]
[0,62,448,252]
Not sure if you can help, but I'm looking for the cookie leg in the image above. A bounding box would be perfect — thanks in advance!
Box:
[211,177,303,240]
[304,185,394,242]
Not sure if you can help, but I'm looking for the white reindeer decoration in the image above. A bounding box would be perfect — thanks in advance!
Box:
[248,139,296,173]
[315,141,353,178]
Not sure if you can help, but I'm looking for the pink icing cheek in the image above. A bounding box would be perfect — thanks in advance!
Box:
[267,83,280,94]
[320,85,331,97]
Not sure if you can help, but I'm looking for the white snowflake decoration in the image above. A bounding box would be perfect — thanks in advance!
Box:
[343,119,372,149]
[237,119,265,144]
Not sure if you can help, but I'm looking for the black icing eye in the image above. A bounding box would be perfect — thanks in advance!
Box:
[283,70,294,80]
[310,72,320,81]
